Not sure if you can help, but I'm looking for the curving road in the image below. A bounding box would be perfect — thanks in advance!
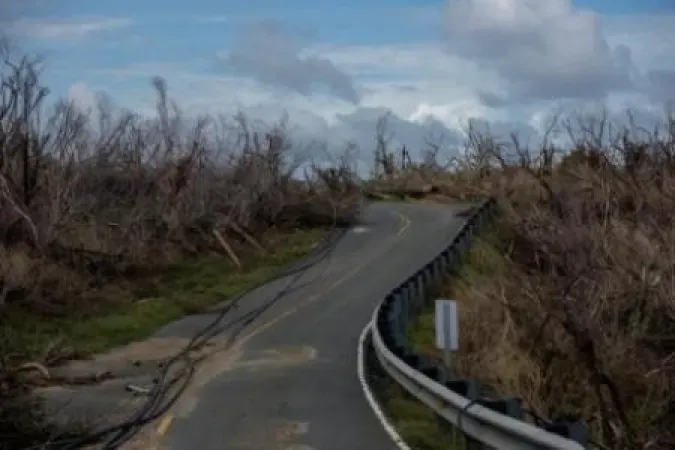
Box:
[140,202,471,450]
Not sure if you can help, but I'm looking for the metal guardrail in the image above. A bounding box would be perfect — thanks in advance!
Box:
[369,199,589,450]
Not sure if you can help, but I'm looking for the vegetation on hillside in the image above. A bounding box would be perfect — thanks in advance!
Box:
[389,113,675,450]
[0,49,361,447]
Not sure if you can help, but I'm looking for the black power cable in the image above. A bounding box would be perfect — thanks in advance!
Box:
[103,233,342,449]
[36,198,353,450]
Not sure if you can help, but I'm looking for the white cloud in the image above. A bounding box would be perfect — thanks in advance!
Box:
[67,82,98,112]
[304,43,502,124]
[7,17,134,39]
[443,0,637,103]
[409,102,486,131]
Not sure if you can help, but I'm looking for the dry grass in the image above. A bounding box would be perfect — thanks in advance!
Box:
[398,113,675,449]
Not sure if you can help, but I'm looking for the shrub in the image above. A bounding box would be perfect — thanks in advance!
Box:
[442,112,675,449]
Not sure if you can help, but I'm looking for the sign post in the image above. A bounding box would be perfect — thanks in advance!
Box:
[435,299,459,372]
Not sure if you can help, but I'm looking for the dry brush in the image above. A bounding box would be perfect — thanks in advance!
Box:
[427,112,675,450]
[0,50,361,443]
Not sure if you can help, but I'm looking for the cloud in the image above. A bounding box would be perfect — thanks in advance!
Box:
[444,0,638,104]
[7,16,133,39]
[67,82,99,112]
[306,43,501,126]
[295,107,465,167]
[342,108,454,147]
[603,13,675,69]
[645,70,675,103]
[219,21,360,104]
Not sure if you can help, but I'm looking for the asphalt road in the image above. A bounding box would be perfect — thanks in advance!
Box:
[144,201,471,450]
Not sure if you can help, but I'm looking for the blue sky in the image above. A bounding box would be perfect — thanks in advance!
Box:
[4,0,675,158]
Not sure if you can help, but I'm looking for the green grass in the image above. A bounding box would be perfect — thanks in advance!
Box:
[3,228,328,362]
[377,231,504,449]
[376,311,464,450]
[379,380,465,450]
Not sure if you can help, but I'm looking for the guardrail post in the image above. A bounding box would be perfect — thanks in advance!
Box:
[416,272,426,306]
[545,420,589,447]
[457,231,469,255]
[390,332,408,357]
[445,379,480,400]
[465,436,483,449]
[478,398,524,420]
[426,264,436,295]
[440,249,450,273]
[448,246,459,274]
[409,277,422,315]
[423,264,434,298]
[432,259,443,290]
[393,292,406,334]
[465,223,474,241]
[401,285,411,320]
[388,296,404,336]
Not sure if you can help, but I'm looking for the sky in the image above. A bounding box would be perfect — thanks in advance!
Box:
[3,0,675,161]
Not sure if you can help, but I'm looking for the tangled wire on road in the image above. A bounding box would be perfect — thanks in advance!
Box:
[31,220,349,450]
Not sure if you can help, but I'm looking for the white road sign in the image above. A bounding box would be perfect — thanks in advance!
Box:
[435,299,459,351]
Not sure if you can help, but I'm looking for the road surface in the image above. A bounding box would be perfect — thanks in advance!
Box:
[145,201,471,450]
